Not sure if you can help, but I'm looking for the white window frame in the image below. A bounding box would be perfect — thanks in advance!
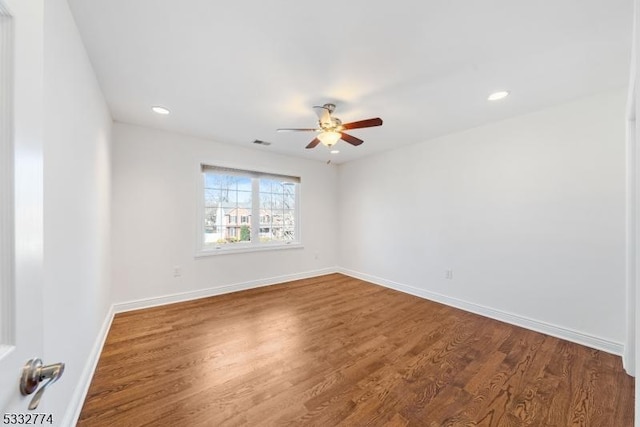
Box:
[196,162,303,256]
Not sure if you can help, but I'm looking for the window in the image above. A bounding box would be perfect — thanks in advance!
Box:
[199,164,301,254]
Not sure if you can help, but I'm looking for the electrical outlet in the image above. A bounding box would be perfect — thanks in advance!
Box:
[445,269,453,280]
[173,266,182,277]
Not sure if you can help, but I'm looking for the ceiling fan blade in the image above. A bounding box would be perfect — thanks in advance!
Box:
[313,105,332,127]
[340,132,364,146]
[277,128,318,132]
[341,117,383,130]
[305,138,321,149]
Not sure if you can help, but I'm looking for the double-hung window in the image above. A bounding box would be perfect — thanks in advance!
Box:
[199,164,301,254]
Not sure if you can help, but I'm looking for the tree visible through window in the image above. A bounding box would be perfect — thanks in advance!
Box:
[259,178,296,243]
[204,174,251,244]
[201,165,300,251]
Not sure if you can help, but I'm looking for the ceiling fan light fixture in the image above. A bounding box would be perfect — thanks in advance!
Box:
[318,131,341,147]
[279,104,382,150]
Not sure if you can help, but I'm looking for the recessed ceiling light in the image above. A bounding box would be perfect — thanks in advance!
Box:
[488,91,510,101]
[151,106,170,115]
[330,150,340,154]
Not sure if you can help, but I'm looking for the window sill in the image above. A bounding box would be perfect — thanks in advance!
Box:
[195,242,304,257]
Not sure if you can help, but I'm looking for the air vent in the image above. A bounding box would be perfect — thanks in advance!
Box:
[253,139,271,146]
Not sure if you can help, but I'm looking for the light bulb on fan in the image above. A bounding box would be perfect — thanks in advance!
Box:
[318,131,341,147]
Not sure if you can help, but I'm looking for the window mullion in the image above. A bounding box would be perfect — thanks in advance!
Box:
[251,178,260,244]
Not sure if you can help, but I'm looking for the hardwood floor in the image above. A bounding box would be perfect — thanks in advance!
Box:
[78,274,634,426]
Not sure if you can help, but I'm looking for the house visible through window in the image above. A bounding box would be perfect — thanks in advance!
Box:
[200,164,300,253]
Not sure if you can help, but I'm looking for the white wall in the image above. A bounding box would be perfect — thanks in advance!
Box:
[43,0,112,421]
[338,89,627,350]
[111,123,337,305]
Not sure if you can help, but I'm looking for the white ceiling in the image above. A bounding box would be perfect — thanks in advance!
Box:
[68,0,633,164]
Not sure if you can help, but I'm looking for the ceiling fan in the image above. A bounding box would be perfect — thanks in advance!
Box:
[277,103,383,149]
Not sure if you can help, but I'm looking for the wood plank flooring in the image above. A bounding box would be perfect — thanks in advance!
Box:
[78,274,634,426]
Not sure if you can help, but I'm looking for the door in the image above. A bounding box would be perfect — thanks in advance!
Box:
[0,0,45,414]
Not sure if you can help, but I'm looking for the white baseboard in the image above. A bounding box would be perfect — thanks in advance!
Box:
[62,304,115,427]
[339,268,625,357]
[623,347,635,376]
[113,267,338,314]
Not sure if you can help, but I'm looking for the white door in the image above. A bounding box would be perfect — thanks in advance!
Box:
[0,0,45,415]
